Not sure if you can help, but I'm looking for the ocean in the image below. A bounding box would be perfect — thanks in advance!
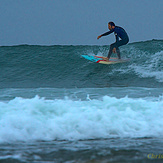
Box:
[0,40,163,162]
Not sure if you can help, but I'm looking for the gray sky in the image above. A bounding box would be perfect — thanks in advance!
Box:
[0,0,163,45]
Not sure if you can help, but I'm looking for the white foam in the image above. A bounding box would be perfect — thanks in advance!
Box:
[0,95,163,142]
[129,51,163,82]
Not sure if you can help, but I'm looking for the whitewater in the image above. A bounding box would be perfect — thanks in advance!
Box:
[0,40,163,162]
[0,93,163,143]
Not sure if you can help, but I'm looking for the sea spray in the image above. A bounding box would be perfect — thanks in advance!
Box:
[0,95,163,143]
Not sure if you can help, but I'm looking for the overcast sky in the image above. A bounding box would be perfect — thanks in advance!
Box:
[0,0,163,45]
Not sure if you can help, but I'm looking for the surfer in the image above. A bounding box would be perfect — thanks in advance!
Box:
[97,22,129,61]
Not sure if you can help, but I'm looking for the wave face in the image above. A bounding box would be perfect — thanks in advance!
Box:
[0,40,163,88]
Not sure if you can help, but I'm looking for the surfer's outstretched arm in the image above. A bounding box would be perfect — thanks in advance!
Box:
[97,29,114,40]
[97,35,102,39]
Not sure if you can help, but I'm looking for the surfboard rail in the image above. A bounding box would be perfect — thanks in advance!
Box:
[82,54,130,65]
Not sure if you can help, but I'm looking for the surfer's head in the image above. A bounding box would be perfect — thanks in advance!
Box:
[108,22,115,30]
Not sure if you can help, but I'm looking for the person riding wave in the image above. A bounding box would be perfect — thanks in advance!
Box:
[97,22,129,61]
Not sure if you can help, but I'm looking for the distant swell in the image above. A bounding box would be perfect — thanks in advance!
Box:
[0,40,163,88]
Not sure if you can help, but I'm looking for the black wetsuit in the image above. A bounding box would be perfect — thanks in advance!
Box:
[101,26,129,59]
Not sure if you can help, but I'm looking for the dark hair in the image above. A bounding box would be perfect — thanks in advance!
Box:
[108,22,115,27]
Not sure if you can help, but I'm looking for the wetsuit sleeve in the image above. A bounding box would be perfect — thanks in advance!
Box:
[115,34,119,42]
[101,29,114,37]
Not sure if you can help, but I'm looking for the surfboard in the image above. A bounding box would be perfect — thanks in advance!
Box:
[81,54,130,65]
